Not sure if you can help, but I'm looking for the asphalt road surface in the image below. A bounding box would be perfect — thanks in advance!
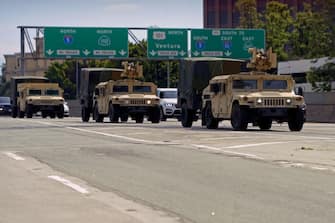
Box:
[1,116,335,223]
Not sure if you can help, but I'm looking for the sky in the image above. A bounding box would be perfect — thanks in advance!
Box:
[0,0,203,74]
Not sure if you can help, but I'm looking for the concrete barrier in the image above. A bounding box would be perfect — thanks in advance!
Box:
[304,92,335,123]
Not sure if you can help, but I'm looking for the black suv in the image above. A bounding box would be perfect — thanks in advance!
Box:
[0,97,12,115]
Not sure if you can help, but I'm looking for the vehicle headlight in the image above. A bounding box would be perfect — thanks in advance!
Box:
[146,100,152,105]
[165,103,173,107]
[286,98,292,104]
[256,98,263,104]
[0,108,3,111]
[124,100,130,104]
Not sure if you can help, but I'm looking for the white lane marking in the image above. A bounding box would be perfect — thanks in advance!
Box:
[66,126,174,145]
[225,141,287,149]
[3,152,25,161]
[48,175,89,194]
[310,166,328,171]
[290,163,305,167]
[35,121,63,127]
[191,144,264,160]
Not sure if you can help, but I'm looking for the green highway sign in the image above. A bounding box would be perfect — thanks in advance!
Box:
[147,28,188,59]
[44,27,129,58]
[191,29,265,59]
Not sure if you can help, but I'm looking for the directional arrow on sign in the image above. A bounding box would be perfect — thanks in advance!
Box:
[119,49,127,56]
[46,49,54,56]
[83,49,91,56]
[179,50,186,57]
[149,50,156,56]
[224,50,232,57]
[193,51,200,57]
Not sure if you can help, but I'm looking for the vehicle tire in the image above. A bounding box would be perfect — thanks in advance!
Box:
[120,113,128,122]
[50,113,56,119]
[288,109,304,131]
[150,107,161,124]
[181,102,193,128]
[135,114,144,123]
[205,104,219,129]
[160,107,167,121]
[231,103,248,131]
[18,106,24,118]
[12,106,17,118]
[57,105,64,119]
[26,104,33,118]
[81,107,90,122]
[93,105,103,123]
[258,118,272,130]
[42,111,48,118]
[109,103,119,123]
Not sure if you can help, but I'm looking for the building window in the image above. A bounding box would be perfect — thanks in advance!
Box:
[220,11,228,27]
[207,11,216,26]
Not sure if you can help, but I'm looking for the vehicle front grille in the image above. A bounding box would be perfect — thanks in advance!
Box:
[130,99,146,105]
[263,98,285,107]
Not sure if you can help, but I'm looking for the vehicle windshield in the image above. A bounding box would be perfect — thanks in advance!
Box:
[263,80,288,90]
[113,85,129,93]
[133,86,152,93]
[29,89,42,95]
[159,91,177,99]
[233,80,258,90]
[45,89,59,96]
[0,97,10,104]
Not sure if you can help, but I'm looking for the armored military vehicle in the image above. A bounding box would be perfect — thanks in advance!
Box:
[80,68,124,122]
[177,57,245,127]
[10,76,49,118]
[92,62,160,123]
[201,48,306,131]
[15,82,65,118]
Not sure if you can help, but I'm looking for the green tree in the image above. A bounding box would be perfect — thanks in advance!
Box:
[291,4,332,59]
[262,1,293,61]
[235,0,261,28]
[307,62,335,92]
[45,61,76,99]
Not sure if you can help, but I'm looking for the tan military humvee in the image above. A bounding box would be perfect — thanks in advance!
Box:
[92,62,161,123]
[202,48,306,131]
[16,83,65,118]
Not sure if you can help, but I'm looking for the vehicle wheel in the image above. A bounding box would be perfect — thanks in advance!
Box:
[288,109,304,131]
[160,107,167,121]
[57,105,64,119]
[181,102,193,128]
[205,104,219,129]
[42,111,48,118]
[231,103,248,131]
[26,104,33,118]
[50,113,56,119]
[120,111,128,122]
[12,106,17,118]
[135,114,144,123]
[18,106,24,118]
[109,103,119,123]
[93,105,103,123]
[258,118,272,130]
[81,107,90,122]
[150,107,161,123]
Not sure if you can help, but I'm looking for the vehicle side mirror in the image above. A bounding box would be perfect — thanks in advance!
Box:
[94,88,99,96]
[295,87,304,96]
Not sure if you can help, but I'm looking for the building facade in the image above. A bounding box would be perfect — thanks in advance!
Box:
[203,0,317,28]
[2,38,63,82]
